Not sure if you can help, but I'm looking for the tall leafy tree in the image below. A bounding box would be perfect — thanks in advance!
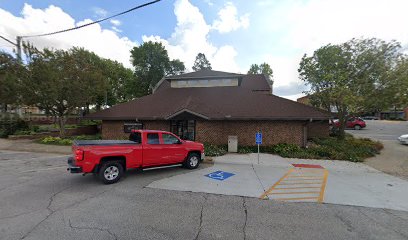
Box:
[248,62,274,83]
[298,38,404,138]
[22,46,107,137]
[192,53,212,71]
[130,41,185,95]
[0,52,25,112]
[387,57,408,113]
[98,58,135,107]
[168,59,186,76]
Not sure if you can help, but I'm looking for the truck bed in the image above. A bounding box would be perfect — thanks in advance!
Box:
[73,140,138,146]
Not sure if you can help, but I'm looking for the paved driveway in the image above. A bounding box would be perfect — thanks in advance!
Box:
[347,120,408,179]
[348,120,408,141]
[1,150,408,240]
[149,153,408,211]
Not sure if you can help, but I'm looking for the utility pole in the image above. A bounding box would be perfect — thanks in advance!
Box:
[16,36,22,62]
[0,35,22,62]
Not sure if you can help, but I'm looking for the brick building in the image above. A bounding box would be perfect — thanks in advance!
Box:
[86,70,330,147]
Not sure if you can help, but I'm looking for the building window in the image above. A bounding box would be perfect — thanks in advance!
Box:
[123,122,143,133]
[170,120,195,141]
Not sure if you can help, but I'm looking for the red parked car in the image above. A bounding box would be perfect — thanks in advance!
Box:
[67,130,204,184]
[332,117,366,130]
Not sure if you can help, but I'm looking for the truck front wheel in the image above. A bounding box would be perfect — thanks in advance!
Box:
[183,153,200,169]
[98,161,123,184]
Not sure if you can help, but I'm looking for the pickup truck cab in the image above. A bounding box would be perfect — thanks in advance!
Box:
[67,130,204,184]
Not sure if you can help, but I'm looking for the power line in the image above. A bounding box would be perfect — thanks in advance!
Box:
[20,0,161,38]
[0,35,17,46]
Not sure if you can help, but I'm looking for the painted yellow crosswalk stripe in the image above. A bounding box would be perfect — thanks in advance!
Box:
[260,167,329,203]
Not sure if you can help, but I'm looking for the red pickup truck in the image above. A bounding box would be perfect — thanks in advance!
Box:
[67,130,205,184]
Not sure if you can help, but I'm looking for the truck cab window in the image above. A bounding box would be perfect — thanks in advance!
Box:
[129,132,142,143]
[162,134,180,144]
[147,133,160,144]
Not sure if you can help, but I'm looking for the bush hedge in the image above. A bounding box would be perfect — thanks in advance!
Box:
[206,135,383,162]
[38,134,101,145]
[0,114,29,138]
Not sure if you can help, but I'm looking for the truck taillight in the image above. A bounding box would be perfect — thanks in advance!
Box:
[75,150,84,161]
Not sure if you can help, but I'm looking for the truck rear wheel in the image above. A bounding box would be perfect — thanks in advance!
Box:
[183,153,200,169]
[98,161,123,184]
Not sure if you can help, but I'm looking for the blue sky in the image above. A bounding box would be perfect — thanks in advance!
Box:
[1,0,408,99]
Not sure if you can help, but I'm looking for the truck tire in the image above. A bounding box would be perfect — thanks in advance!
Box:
[98,161,123,184]
[183,153,200,169]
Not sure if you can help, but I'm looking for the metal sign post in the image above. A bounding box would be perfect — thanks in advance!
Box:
[255,131,262,164]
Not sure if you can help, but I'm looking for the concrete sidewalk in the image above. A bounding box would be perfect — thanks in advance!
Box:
[148,153,408,211]
[0,138,71,154]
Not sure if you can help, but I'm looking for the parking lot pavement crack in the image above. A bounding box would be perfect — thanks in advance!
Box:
[334,212,355,233]
[21,185,73,239]
[357,208,408,239]
[251,164,268,199]
[68,219,118,240]
[194,194,207,240]
[242,197,248,240]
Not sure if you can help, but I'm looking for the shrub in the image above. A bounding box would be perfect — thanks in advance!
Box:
[39,134,101,145]
[0,114,29,138]
[13,130,33,135]
[204,143,227,157]
[40,136,73,145]
[205,135,382,162]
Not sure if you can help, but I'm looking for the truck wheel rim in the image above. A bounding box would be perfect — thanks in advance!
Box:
[190,156,198,167]
[104,166,119,180]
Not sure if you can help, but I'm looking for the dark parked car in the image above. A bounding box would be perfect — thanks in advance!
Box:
[362,116,379,120]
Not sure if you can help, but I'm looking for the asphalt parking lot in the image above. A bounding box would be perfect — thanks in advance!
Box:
[347,120,408,179]
[347,120,408,141]
[1,150,408,240]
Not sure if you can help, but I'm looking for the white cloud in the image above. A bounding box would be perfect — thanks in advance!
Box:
[142,0,241,72]
[111,26,122,33]
[211,2,249,33]
[249,0,408,99]
[0,4,136,68]
[93,7,107,17]
[110,19,121,26]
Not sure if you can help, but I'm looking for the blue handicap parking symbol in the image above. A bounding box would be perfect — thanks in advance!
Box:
[256,132,262,145]
[205,171,235,181]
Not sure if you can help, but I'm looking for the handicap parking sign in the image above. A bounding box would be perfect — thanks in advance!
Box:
[205,171,235,181]
[256,132,262,145]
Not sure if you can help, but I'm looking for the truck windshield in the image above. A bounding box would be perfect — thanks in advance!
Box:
[129,132,142,143]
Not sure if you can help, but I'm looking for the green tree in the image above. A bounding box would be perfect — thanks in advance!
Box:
[192,53,212,71]
[168,59,186,76]
[0,52,25,112]
[248,62,274,83]
[22,46,107,137]
[130,41,185,95]
[98,58,135,107]
[298,38,404,138]
[387,57,408,113]
[343,38,402,113]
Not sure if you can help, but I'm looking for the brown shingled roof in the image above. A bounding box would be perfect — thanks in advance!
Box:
[86,71,329,121]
